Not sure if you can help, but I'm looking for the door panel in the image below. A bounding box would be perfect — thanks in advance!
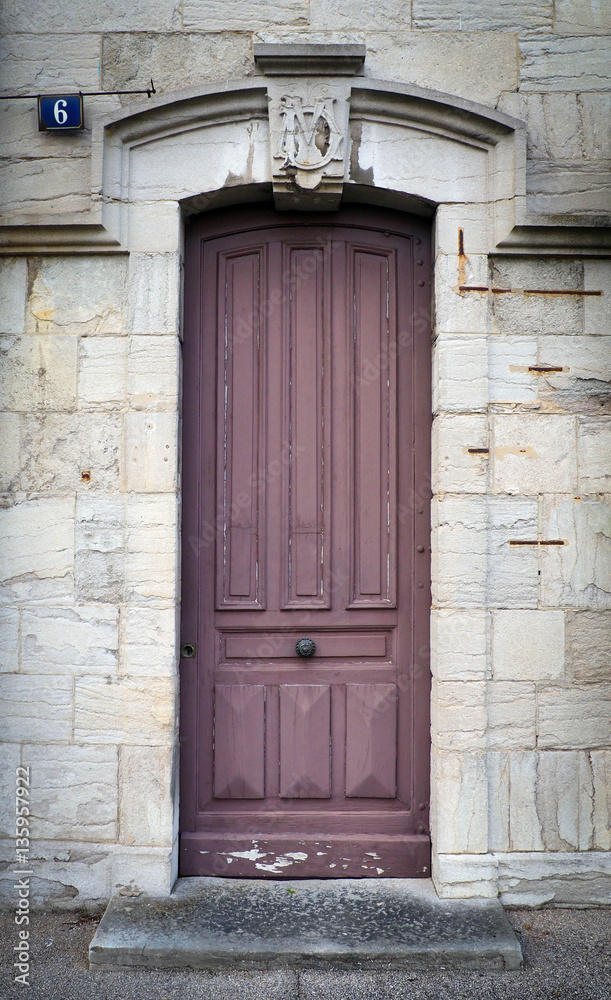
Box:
[180,204,431,878]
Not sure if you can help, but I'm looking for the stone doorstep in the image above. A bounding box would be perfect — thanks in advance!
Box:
[89,877,522,972]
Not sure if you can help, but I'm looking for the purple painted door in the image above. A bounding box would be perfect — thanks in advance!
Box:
[180,205,432,878]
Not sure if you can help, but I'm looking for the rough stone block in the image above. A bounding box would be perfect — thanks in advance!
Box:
[183,0,307,29]
[540,498,611,610]
[431,609,488,682]
[537,685,611,749]
[433,854,498,899]
[123,412,177,493]
[534,750,593,851]
[0,32,101,93]
[0,1,180,33]
[0,335,77,411]
[25,257,126,336]
[125,495,178,603]
[24,744,118,842]
[0,743,21,837]
[111,846,175,897]
[21,413,121,492]
[76,494,125,603]
[584,259,611,336]
[0,257,26,333]
[434,204,490,258]
[74,676,175,745]
[310,0,411,29]
[496,851,611,907]
[433,680,535,751]
[0,157,91,218]
[432,414,489,495]
[537,335,611,414]
[0,608,18,672]
[127,335,179,411]
[0,496,74,605]
[0,838,112,907]
[527,162,611,218]
[488,336,538,403]
[431,497,487,607]
[486,752,510,851]
[125,254,180,336]
[0,412,20,492]
[486,682,537,750]
[492,414,577,495]
[490,258,583,337]
[0,674,72,742]
[413,0,552,31]
[432,750,488,854]
[433,335,488,414]
[78,337,128,410]
[578,418,611,494]
[122,606,177,676]
[519,35,611,92]
[554,0,611,35]
[126,202,182,254]
[21,605,118,675]
[435,254,490,335]
[566,611,611,684]
[119,745,176,847]
[497,92,611,161]
[591,751,611,850]
[487,498,540,608]
[508,752,544,851]
[492,610,564,682]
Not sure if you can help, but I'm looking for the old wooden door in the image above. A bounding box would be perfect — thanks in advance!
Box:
[180,204,431,878]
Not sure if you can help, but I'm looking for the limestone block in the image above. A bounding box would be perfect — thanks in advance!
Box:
[24,744,118,842]
[488,336,538,403]
[414,0,552,30]
[508,752,544,851]
[183,0,306,29]
[431,609,488,681]
[0,157,91,218]
[21,605,118,675]
[0,33,101,93]
[487,497,540,608]
[0,257,26,333]
[365,32,519,106]
[555,0,611,34]
[432,335,488,414]
[434,204,491,258]
[486,751,510,851]
[310,0,411,29]
[527,162,611,218]
[566,611,611,683]
[490,258,583,337]
[0,496,74,605]
[578,418,611,493]
[21,413,121,492]
[0,99,97,162]
[0,335,77,411]
[119,745,176,846]
[78,337,128,410]
[25,257,126,337]
[74,676,175,745]
[492,414,577,495]
[122,606,177,676]
[127,202,182,254]
[535,750,593,851]
[112,846,175,897]
[584,259,611,336]
[431,496,487,607]
[540,498,611,610]
[537,685,611,749]
[0,608,18,672]
[496,851,611,907]
[0,743,20,837]
[432,750,488,854]
[75,494,125,604]
[497,92,611,161]
[102,32,253,98]
[127,335,179,410]
[519,35,611,92]
[433,854,499,899]
[0,674,72,742]
[492,610,564,682]
[0,839,112,907]
[0,1,180,32]
[432,414,489,495]
[125,254,180,336]
[435,254,490,335]
[433,680,535,751]
[537,335,611,414]
[487,682,537,750]
[0,412,20,492]
[123,412,178,493]
[591,751,611,850]
[125,495,178,603]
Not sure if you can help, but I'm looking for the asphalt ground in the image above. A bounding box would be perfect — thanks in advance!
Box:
[0,907,610,999]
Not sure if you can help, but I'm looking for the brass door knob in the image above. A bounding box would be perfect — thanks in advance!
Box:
[295,638,316,658]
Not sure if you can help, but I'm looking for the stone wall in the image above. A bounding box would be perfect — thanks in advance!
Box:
[0,2,610,907]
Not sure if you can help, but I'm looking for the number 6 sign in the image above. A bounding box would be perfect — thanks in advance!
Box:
[38,94,84,131]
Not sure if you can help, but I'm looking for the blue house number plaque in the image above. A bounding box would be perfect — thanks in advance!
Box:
[38,94,84,131]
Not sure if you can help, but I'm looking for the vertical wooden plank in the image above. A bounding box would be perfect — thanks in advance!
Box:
[213,684,265,798]
[279,685,331,798]
[345,684,397,798]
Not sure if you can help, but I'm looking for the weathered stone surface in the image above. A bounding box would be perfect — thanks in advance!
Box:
[432,414,489,494]
[540,498,611,609]
[591,750,611,850]
[125,495,178,603]
[487,497,540,608]
[490,258,583,337]
[487,682,537,750]
[496,851,611,907]
[119,745,176,846]
[0,101,95,161]
[21,605,118,675]
[128,335,180,410]
[497,91,611,161]
[433,335,488,414]
[123,412,178,493]
[0,157,91,219]
[566,611,611,684]
[488,336,538,403]
[434,854,499,899]
[26,257,126,336]
[310,0,411,29]
[527,162,611,218]
[25,744,118,841]
[0,608,18,672]
[492,413,577,495]
[432,749,488,854]
[537,684,611,749]
[0,496,74,605]
[121,606,177,676]
[535,750,593,850]
[0,674,72,742]
[0,838,113,906]
[584,258,611,336]
[578,418,611,493]
[74,676,175,744]
[413,0,552,32]
[519,34,611,92]
[435,254,490,335]
[20,413,121,492]
[0,33,101,93]
[127,202,182,254]
[0,0,180,32]
[75,494,125,603]
[0,412,20,492]
[0,257,26,333]
[537,335,611,413]
[431,609,489,682]
[125,254,180,336]
[102,32,253,98]
[434,204,490,258]
[111,845,175,897]
[432,680,536,751]
[78,337,128,410]
[492,610,564,682]
[431,497,487,607]
[0,743,20,838]
[555,0,611,35]
[183,0,307,29]
[0,335,77,411]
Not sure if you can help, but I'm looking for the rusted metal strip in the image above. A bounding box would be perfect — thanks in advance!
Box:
[467,447,489,454]
[508,539,566,546]
[458,285,602,296]
[527,365,564,374]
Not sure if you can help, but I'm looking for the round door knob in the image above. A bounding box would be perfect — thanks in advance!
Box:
[295,638,316,658]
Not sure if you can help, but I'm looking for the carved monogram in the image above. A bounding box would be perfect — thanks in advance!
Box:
[277,96,343,172]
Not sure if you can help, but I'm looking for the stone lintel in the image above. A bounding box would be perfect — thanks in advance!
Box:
[254,44,366,77]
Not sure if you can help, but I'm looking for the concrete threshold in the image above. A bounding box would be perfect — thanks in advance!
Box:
[89,877,522,972]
